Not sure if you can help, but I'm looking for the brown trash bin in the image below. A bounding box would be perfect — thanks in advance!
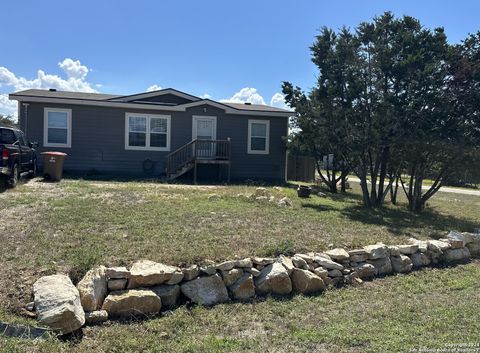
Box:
[41,152,67,181]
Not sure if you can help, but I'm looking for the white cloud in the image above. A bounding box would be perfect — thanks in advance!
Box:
[0,58,97,117]
[270,92,289,110]
[221,87,266,105]
[147,84,162,92]
[202,93,211,99]
[0,94,17,118]
[58,58,89,79]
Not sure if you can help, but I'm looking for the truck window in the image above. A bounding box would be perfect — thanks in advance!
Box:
[0,129,16,144]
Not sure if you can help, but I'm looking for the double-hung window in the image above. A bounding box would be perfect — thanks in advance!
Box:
[248,119,270,154]
[44,108,72,147]
[125,113,170,151]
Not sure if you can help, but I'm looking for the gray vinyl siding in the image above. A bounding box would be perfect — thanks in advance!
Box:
[19,102,288,181]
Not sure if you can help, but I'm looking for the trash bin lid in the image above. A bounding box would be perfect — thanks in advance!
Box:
[41,152,67,156]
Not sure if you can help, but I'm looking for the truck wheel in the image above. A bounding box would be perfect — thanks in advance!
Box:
[28,158,37,179]
[8,163,19,188]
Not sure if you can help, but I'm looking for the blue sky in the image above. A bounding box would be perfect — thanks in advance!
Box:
[1,0,479,116]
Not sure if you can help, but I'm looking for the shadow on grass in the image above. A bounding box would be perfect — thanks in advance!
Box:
[339,204,478,236]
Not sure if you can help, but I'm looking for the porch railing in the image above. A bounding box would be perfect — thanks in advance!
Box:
[166,138,231,177]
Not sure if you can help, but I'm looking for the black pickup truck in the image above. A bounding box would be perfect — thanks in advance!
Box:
[0,126,38,188]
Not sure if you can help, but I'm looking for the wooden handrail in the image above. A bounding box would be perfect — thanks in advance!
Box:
[166,139,231,177]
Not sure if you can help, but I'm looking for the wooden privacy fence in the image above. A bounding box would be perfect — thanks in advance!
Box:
[287,154,316,182]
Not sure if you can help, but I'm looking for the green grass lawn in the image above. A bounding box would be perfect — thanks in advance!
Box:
[0,177,479,352]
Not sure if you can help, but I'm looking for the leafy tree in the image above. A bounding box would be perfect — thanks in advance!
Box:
[0,114,17,128]
[283,12,479,211]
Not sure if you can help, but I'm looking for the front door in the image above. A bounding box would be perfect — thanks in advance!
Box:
[192,116,216,159]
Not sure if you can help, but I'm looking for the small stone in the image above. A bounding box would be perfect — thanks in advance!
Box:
[353,263,376,279]
[255,196,269,202]
[410,253,431,268]
[277,255,294,274]
[208,194,220,201]
[234,258,253,268]
[391,255,413,273]
[408,238,428,252]
[277,197,293,207]
[327,269,343,278]
[397,245,419,255]
[348,249,368,263]
[290,268,325,294]
[254,262,292,295]
[166,269,184,285]
[101,289,161,318]
[442,247,471,263]
[245,267,261,277]
[85,310,108,325]
[25,302,34,311]
[388,246,400,257]
[467,242,480,256]
[150,285,180,308]
[180,275,229,306]
[313,257,344,271]
[221,268,244,287]
[325,248,350,261]
[228,273,255,300]
[427,240,451,253]
[255,187,269,197]
[33,274,85,334]
[105,267,130,279]
[294,253,314,263]
[200,265,217,276]
[344,272,363,286]
[291,255,309,269]
[216,260,236,271]
[367,257,393,276]
[364,243,389,260]
[252,257,275,266]
[77,266,108,312]
[182,265,200,281]
[444,237,464,249]
[313,267,329,279]
[108,279,127,291]
[128,260,182,288]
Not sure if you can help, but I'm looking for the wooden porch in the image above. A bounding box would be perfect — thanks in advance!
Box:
[165,139,231,183]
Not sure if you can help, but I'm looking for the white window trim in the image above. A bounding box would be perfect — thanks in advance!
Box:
[192,115,217,140]
[43,108,72,148]
[248,119,270,154]
[125,113,171,151]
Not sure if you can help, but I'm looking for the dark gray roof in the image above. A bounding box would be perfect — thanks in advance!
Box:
[11,89,121,100]
[9,89,293,114]
[223,102,290,113]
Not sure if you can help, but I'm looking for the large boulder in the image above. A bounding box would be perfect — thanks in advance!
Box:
[427,240,451,253]
[467,241,480,256]
[228,273,255,301]
[364,243,389,260]
[442,247,471,263]
[101,289,161,318]
[325,248,349,261]
[128,260,182,288]
[105,267,130,279]
[150,285,180,308]
[291,255,309,269]
[290,268,325,294]
[390,255,413,273]
[33,274,85,334]
[254,262,292,295]
[77,266,108,311]
[180,275,229,306]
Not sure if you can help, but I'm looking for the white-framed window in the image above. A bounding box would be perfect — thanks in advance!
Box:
[44,108,72,147]
[248,119,270,154]
[125,113,171,151]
